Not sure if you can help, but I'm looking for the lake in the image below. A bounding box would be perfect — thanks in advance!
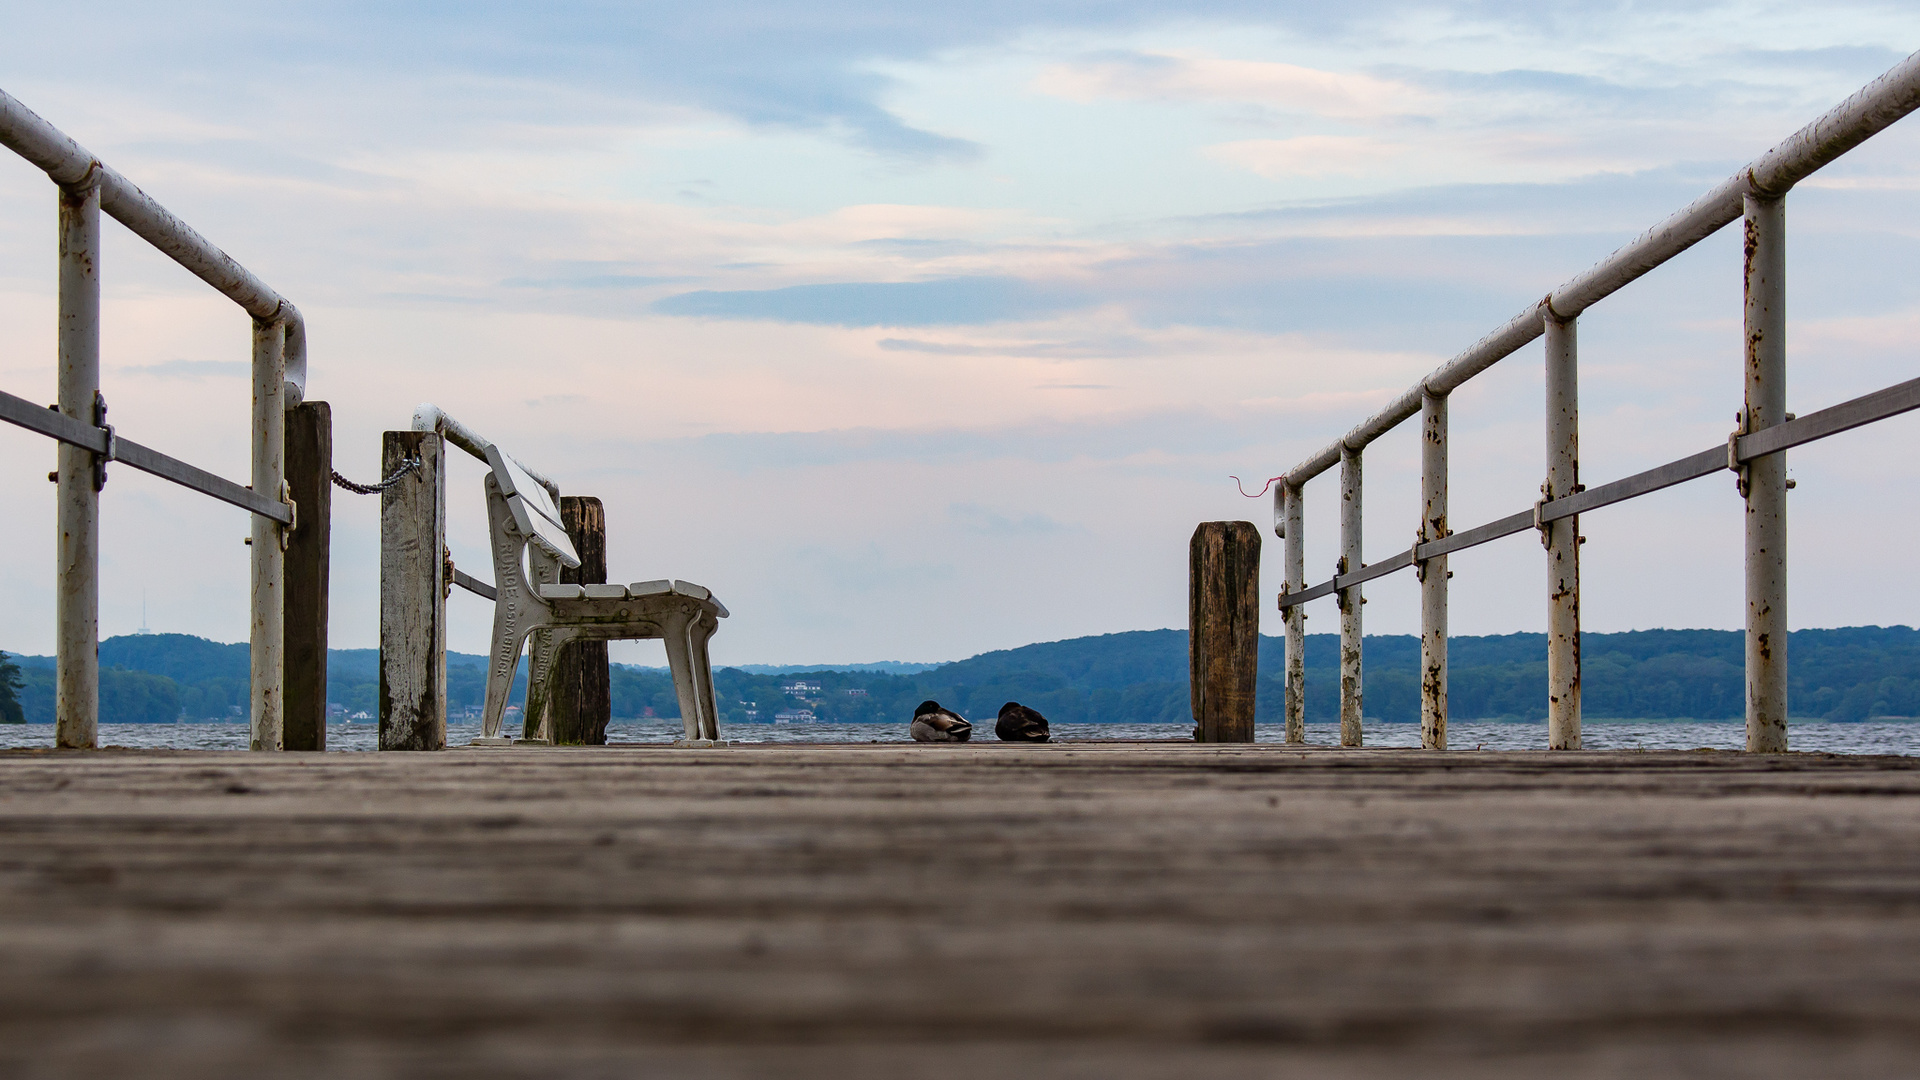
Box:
[3,719,1918,754]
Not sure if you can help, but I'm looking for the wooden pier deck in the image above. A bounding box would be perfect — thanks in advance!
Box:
[1,744,1917,1078]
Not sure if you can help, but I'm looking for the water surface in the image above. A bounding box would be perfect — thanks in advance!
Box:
[3,719,1916,754]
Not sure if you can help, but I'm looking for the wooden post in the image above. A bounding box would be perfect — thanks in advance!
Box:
[284,401,331,751]
[1190,521,1260,743]
[379,430,446,751]
[548,496,610,746]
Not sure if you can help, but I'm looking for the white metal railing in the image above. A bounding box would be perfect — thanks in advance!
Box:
[0,88,308,751]
[410,403,571,602]
[1266,49,1920,754]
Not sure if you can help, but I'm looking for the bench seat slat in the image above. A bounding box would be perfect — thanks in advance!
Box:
[536,580,725,617]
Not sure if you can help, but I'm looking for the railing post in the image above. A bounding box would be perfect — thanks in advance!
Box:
[1744,193,1789,752]
[1544,313,1582,749]
[250,319,287,751]
[1420,390,1448,750]
[380,430,447,751]
[54,174,100,750]
[1338,446,1364,747]
[1280,483,1306,745]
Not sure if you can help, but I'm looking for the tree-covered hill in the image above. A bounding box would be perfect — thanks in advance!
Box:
[6,625,1920,725]
[0,651,23,724]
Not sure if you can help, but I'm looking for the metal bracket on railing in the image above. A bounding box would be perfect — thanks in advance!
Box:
[278,480,296,550]
[1727,420,1748,498]
[92,391,111,492]
[1730,412,1796,498]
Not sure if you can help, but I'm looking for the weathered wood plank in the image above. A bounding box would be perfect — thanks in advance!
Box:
[1190,521,1260,742]
[283,400,331,752]
[0,749,1916,1078]
[378,430,445,751]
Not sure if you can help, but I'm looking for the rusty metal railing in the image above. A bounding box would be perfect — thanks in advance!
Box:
[1267,49,1920,753]
[0,88,308,751]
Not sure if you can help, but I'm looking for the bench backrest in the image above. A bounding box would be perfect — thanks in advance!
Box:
[484,444,581,569]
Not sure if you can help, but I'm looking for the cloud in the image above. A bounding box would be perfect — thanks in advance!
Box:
[948,502,1079,535]
[791,542,956,594]
[653,276,1090,326]
[122,359,249,379]
[634,403,1331,474]
[877,335,1157,358]
[1033,50,1433,121]
[1192,166,1721,237]
[1207,135,1403,178]
[501,264,689,290]
[8,2,1920,664]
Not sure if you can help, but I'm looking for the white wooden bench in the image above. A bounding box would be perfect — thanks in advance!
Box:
[474,442,726,746]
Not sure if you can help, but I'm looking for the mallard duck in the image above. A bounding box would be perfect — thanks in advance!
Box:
[910,700,972,742]
[995,702,1050,742]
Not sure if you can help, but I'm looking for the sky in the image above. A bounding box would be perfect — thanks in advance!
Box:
[1,1,1918,666]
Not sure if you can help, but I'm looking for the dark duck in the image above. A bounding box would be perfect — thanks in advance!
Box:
[995,702,1050,742]
[910,700,972,742]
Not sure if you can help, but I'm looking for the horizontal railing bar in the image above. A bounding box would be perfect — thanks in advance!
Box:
[412,403,563,502]
[1341,549,1416,591]
[0,387,290,523]
[1281,371,1920,609]
[452,568,498,601]
[1282,48,1920,489]
[1278,579,1338,608]
[1280,550,1415,610]
[0,388,104,451]
[1541,447,1726,523]
[1740,373,1920,462]
[1538,374,1920,525]
[0,87,307,401]
[1419,510,1536,560]
[114,437,290,523]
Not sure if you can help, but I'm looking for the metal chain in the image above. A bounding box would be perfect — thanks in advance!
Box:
[330,456,421,495]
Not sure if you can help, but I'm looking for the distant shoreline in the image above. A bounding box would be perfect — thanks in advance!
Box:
[10,716,1919,726]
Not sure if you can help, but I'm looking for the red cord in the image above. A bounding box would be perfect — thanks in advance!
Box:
[1231,475,1285,498]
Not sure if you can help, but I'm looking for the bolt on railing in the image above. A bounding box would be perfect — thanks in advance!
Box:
[1268,49,1920,752]
[0,88,311,751]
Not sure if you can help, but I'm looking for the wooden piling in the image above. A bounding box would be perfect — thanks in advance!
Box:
[548,496,611,746]
[379,430,446,751]
[283,401,331,751]
[1189,521,1260,743]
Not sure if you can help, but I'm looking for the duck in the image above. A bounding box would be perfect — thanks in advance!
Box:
[910,700,972,742]
[995,702,1051,742]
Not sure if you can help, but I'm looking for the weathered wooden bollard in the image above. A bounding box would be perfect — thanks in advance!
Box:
[379,430,446,750]
[284,400,332,751]
[547,496,611,745]
[1190,521,1260,742]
